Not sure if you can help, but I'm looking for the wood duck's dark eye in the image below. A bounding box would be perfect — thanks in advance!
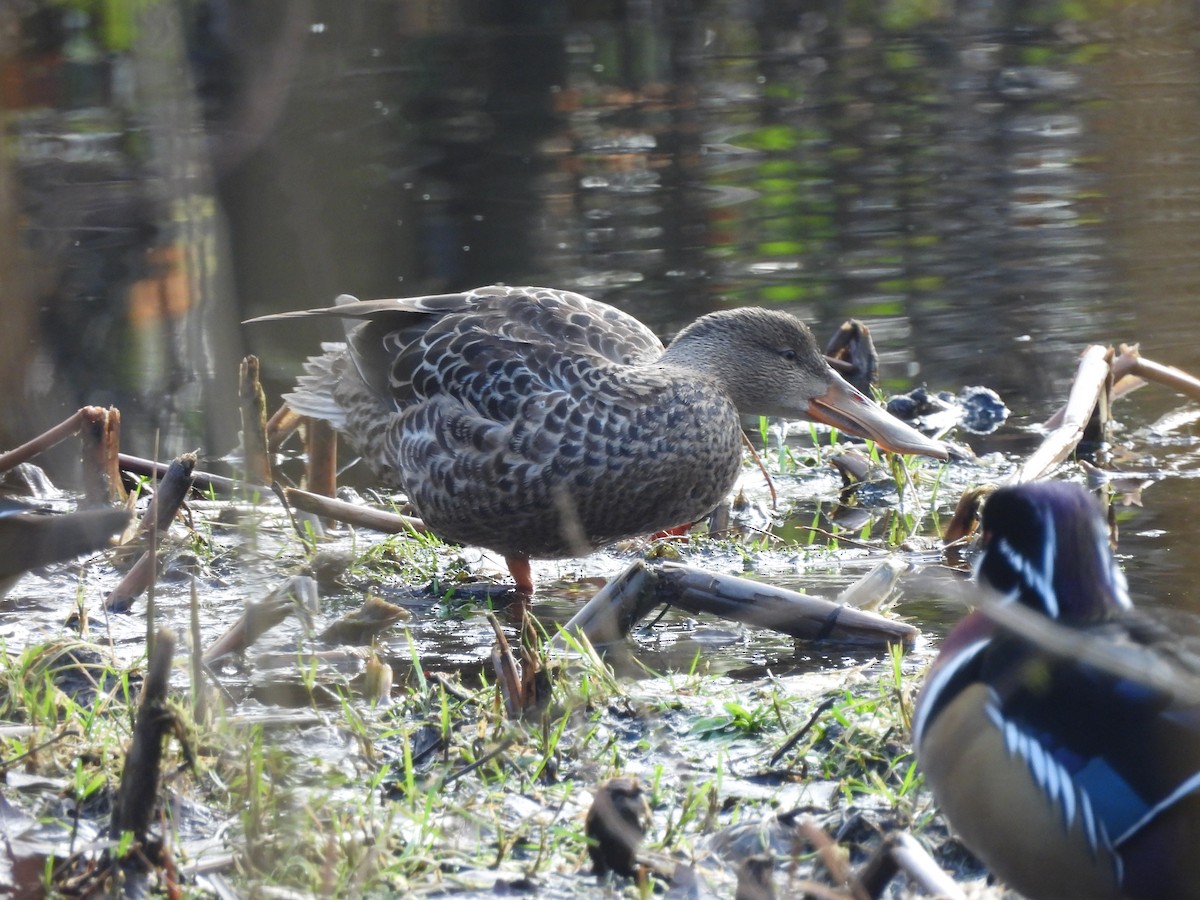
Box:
[780,348,797,361]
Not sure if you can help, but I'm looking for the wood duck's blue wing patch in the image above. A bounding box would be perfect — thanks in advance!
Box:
[986,632,1200,873]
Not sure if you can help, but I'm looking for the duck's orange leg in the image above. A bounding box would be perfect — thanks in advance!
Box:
[650,524,693,540]
[505,555,535,595]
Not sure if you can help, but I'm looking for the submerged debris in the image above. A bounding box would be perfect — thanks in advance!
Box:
[886,384,1009,436]
[585,776,650,878]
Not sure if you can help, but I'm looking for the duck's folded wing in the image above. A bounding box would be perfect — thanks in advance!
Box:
[986,631,1200,863]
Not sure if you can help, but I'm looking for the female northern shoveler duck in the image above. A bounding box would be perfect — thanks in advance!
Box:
[913,481,1200,900]
[250,285,948,592]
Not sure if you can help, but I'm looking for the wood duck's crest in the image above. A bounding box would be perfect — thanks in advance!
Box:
[975,481,1131,622]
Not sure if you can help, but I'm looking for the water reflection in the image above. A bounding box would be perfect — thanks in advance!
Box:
[4,0,1200,619]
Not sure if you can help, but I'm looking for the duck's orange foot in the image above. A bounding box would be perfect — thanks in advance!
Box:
[504,554,535,596]
[648,523,694,542]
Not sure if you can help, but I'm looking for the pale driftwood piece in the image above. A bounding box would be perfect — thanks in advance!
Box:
[283,486,429,534]
[886,833,966,900]
[105,455,197,612]
[835,559,907,611]
[656,563,918,647]
[1109,346,1148,403]
[1015,344,1110,484]
[1042,343,1200,428]
[204,575,318,663]
[551,559,659,650]
[0,407,88,474]
[119,453,240,495]
[112,627,176,839]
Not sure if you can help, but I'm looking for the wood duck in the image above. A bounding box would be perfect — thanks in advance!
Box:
[913,481,1200,900]
[249,285,948,593]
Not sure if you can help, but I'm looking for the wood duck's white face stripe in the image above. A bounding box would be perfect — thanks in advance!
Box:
[985,533,1060,618]
[911,635,990,749]
[1080,505,1132,612]
[975,493,1134,617]
[984,701,1118,878]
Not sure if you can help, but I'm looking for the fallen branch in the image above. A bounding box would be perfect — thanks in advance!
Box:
[118,453,241,496]
[655,563,918,647]
[0,408,91,474]
[552,560,659,649]
[1114,344,1200,403]
[857,832,964,900]
[1042,343,1200,429]
[283,486,428,534]
[554,560,917,651]
[1015,344,1111,483]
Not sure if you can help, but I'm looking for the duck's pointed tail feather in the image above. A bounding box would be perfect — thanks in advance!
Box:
[281,343,351,430]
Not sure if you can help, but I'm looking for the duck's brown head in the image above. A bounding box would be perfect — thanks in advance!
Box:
[662,307,949,460]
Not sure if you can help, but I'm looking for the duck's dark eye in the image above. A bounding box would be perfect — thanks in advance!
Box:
[780,348,797,361]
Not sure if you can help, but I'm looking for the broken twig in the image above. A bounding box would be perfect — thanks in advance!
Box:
[239,356,273,486]
[105,454,197,612]
[111,628,177,839]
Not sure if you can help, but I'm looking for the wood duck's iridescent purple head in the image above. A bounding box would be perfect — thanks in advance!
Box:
[975,482,1132,622]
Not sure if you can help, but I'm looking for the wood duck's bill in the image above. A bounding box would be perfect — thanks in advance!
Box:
[805,369,949,460]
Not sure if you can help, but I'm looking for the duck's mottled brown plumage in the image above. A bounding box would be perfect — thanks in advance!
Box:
[251,285,946,579]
